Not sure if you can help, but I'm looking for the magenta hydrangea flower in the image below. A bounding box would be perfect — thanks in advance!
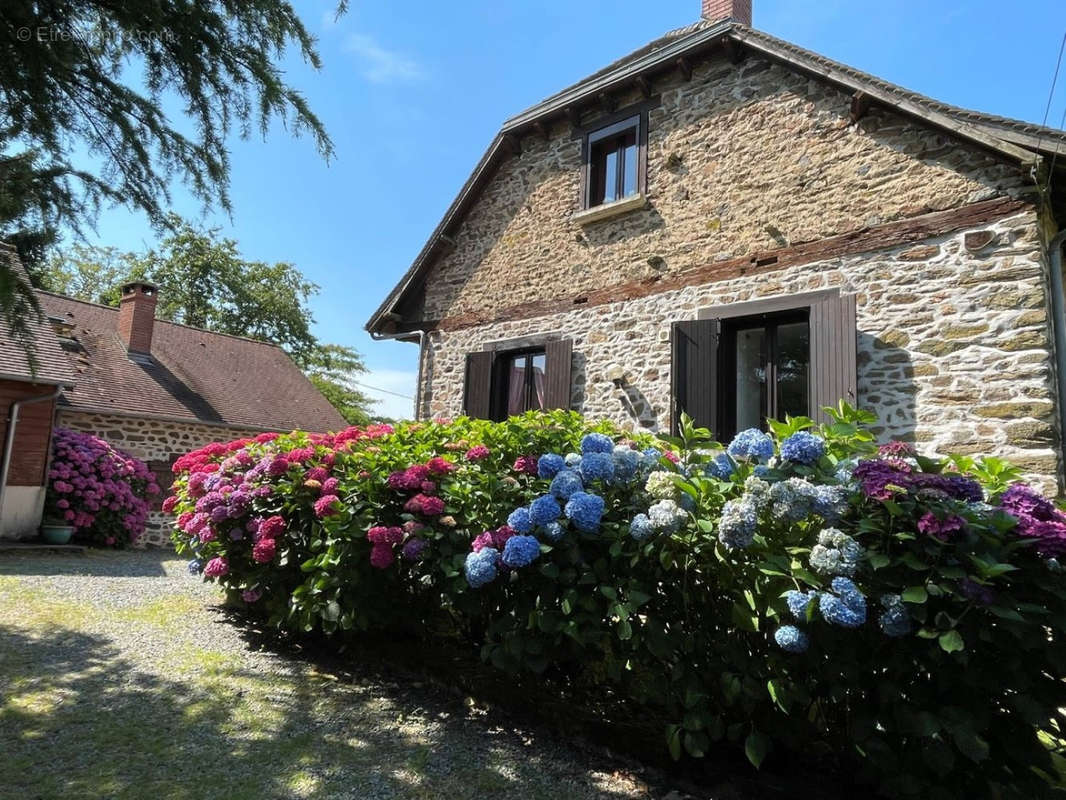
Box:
[203,557,229,578]
[252,538,276,564]
[370,544,396,569]
[466,445,490,461]
[314,494,340,518]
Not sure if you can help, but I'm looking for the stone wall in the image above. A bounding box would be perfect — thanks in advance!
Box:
[417,53,1032,322]
[420,212,1062,494]
[57,410,260,547]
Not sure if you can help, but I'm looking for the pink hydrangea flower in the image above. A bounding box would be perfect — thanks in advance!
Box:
[241,588,263,603]
[314,495,340,518]
[321,477,340,495]
[161,495,178,513]
[465,445,490,461]
[370,544,396,569]
[513,455,538,475]
[252,538,277,564]
[258,515,285,540]
[204,557,229,578]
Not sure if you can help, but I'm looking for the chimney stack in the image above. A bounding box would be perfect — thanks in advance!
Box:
[118,281,158,353]
[702,0,752,25]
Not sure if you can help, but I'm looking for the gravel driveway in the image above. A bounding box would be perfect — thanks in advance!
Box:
[0,550,691,800]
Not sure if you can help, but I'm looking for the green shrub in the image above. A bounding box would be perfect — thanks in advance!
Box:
[169,407,1066,798]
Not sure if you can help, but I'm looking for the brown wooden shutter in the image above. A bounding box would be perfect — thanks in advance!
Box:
[543,338,573,411]
[671,319,720,435]
[809,292,858,423]
[463,351,494,419]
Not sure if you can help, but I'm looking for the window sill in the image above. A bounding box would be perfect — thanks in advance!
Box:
[572,193,647,226]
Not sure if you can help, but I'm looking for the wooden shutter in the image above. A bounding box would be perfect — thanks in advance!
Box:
[671,319,720,435]
[543,338,573,411]
[809,292,858,423]
[463,351,494,419]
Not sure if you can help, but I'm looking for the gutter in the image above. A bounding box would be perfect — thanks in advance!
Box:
[0,386,64,534]
[370,328,427,421]
[1048,230,1066,474]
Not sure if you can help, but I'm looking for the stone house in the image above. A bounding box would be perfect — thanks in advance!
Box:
[1,257,347,545]
[366,1,1066,493]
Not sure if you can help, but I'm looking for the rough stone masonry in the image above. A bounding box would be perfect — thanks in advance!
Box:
[406,52,1060,493]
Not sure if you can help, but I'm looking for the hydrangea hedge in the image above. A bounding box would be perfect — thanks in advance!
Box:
[45,427,159,547]
[169,407,1066,797]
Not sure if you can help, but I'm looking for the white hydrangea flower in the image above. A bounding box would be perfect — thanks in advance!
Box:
[645,470,679,501]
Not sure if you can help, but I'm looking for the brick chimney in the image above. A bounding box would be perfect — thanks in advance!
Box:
[118,281,158,353]
[702,0,752,25]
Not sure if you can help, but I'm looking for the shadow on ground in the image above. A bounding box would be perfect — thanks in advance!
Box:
[0,547,173,578]
[0,621,656,800]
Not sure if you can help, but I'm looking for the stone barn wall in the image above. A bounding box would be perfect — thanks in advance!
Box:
[56,410,261,547]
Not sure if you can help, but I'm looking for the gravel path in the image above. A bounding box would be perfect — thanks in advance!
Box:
[0,550,702,800]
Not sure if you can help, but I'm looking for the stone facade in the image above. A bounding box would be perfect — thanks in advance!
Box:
[57,410,259,547]
[416,54,1032,322]
[420,212,1061,494]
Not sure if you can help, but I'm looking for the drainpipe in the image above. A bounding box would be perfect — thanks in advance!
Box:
[369,328,427,420]
[1049,232,1066,465]
[0,386,64,534]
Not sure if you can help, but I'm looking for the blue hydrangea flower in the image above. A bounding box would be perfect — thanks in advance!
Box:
[753,464,773,478]
[640,448,662,469]
[706,453,735,480]
[537,453,566,479]
[774,625,810,653]
[679,493,695,512]
[779,431,826,465]
[812,484,849,522]
[769,477,816,523]
[612,446,640,484]
[878,594,911,637]
[785,589,817,620]
[629,513,655,541]
[564,491,605,532]
[465,548,500,588]
[564,452,582,468]
[718,498,758,549]
[819,577,867,628]
[834,460,857,486]
[507,507,534,534]
[727,428,775,461]
[549,469,584,501]
[580,451,615,483]
[502,535,541,568]
[529,494,561,527]
[648,499,686,533]
[581,433,614,455]
[540,521,565,542]
[187,559,203,575]
[809,528,862,576]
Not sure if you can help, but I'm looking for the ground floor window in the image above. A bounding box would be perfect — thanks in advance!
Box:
[671,290,856,437]
[719,312,810,441]
[495,349,546,420]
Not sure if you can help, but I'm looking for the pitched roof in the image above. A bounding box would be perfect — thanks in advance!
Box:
[36,291,348,433]
[366,20,1066,335]
[0,244,76,386]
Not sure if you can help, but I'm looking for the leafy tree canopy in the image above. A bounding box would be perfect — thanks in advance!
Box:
[0,0,341,354]
[42,217,379,425]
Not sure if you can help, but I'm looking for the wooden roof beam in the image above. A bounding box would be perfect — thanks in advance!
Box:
[676,56,693,82]
[850,91,872,123]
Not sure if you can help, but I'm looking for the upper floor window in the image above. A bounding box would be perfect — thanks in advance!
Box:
[587,116,640,208]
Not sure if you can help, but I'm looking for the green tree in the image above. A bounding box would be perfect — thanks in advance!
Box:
[43,219,378,425]
[0,0,339,352]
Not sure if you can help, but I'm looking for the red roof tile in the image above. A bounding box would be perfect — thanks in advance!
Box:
[37,291,348,433]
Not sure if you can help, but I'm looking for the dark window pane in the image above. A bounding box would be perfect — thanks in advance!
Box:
[776,321,809,418]
[530,353,546,410]
[735,327,766,432]
[603,148,619,204]
[506,355,527,417]
[622,139,638,197]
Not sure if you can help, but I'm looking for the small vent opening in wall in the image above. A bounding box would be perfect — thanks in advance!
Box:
[574,296,589,305]
[755,256,779,267]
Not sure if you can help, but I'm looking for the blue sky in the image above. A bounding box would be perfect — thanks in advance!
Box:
[74,0,1066,418]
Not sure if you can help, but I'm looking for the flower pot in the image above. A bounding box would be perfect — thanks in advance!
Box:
[40,524,74,545]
